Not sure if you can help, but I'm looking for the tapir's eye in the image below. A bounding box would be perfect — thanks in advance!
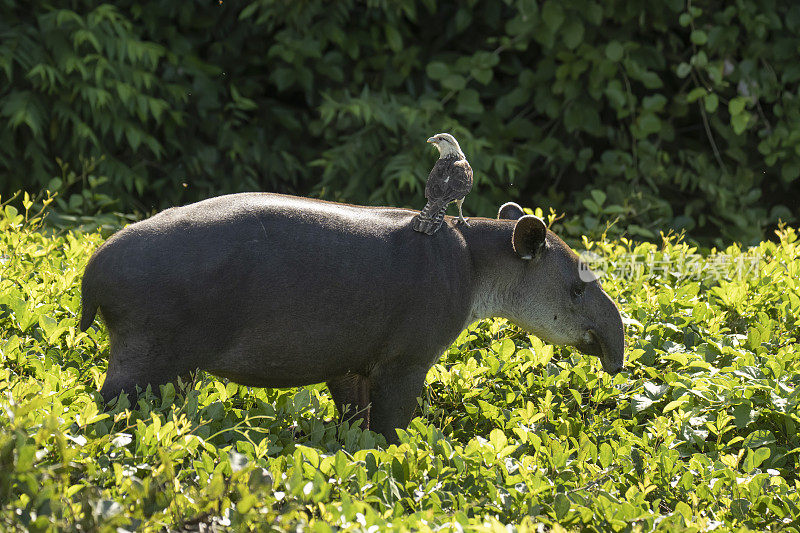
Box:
[570,282,586,300]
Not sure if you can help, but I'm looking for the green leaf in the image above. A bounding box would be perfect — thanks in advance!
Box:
[518,0,538,17]
[781,161,800,182]
[663,396,689,413]
[441,74,466,91]
[9,297,36,332]
[489,428,508,451]
[238,2,259,19]
[690,30,708,45]
[599,443,614,469]
[270,68,295,91]
[743,430,776,448]
[605,41,624,61]
[637,113,661,135]
[541,1,565,30]
[426,62,449,80]
[498,338,515,359]
[38,315,64,344]
[391,457,408,482]
[2,91,44,136]
[554,493,571,520]
[686,87,707,103]
[732,403,756,428]
[385,26,403,52]
[590,189,606,206]
[753,447,771,468]
[562,19,584,49]
[505,15,530,37]
[745,447,771,471]
[456,89,483,114]
[642,94,667,112]
[704,93,719,112]
[471,50,499,69]
[471,68,493,85]
[564,104,601,134]
[640,71,663,89]
[729,97,748,115]
[1,335,20,359]
[675,501,693,519]
[730,499,751,519]
[605,79,627,108]
[585,2,603,25]
[676,62,692,78]
[731,112,749,134]
[237,494,257,514]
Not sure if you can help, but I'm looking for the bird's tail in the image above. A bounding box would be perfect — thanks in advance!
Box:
[412,202,448,235]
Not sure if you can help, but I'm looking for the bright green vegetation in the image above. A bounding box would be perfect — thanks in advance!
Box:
[2,1,799,244]
[1,202,799,532]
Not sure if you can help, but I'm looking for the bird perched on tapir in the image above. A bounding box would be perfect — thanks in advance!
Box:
[411,133,473,235]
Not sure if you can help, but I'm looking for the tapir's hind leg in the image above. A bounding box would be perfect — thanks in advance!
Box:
[368,362,429,444]
[327,374,371,430]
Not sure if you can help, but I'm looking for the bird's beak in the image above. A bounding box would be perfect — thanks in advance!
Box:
[427,137,437,144]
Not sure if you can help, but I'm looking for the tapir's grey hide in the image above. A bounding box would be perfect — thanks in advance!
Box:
[81,193,625,442]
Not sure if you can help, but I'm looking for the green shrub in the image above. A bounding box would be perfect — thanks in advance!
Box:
[1,204,798,530]
[1,0,799,244]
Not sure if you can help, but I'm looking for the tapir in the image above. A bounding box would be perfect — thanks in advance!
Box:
[80,193,625,442]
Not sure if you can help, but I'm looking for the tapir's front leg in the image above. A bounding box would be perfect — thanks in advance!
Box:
[368,362,429,444]
[327,374,371,430]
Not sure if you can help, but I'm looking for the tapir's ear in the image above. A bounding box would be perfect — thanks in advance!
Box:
[497,202,526,220]
[512,215,547,259]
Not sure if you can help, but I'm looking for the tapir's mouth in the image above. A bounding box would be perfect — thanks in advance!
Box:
[577,330,623,375]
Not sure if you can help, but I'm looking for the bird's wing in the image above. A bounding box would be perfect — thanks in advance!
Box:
[424,156,473,202]
[451,159,473,196]
[428,159,473,204]
[424,157,454,199]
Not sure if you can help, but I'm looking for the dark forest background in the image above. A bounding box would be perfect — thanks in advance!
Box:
[1,0,798,246]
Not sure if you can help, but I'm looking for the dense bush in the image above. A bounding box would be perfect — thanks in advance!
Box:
[1,203,799,530]
[1,0,799,244]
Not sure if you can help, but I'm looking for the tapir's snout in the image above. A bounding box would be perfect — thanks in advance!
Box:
[577,287,625,374]
[578,329,624,374]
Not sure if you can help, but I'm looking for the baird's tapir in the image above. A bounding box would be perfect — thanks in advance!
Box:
[80,193,625,443]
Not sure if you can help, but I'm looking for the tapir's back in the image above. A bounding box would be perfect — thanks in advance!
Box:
[82,193,475,387]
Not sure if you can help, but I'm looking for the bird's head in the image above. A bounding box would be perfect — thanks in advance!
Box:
[427,133,464,158]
